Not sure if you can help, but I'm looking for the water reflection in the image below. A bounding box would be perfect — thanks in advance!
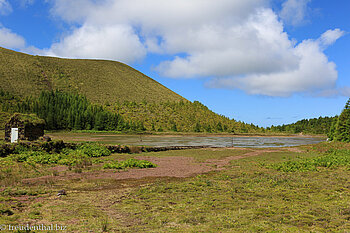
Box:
[84,135,325,148]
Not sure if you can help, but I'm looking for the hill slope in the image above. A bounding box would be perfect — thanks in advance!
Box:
[0,47,185,104]
[0,47,263,133]
[114,101,262,133]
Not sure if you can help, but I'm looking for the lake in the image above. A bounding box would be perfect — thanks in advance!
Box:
[50,133,325,148]
[120,136,325,148]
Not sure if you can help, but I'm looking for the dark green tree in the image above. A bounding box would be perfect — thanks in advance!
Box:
[171,122,178,132]
[15,90,129,131]
[334,99,350,142]
[194,122,201,132]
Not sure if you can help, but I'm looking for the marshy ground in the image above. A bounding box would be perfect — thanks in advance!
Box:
[0,141,350,232]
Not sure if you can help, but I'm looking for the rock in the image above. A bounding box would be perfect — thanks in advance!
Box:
[57,190,67,197]
[43,136,52,142]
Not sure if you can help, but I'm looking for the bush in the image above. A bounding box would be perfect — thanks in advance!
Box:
[103,158,157,170]
[1,143,111,167]
[7,149,91,166]
[76,143,111,157]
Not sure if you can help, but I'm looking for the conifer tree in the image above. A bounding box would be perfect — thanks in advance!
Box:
[194,122,201,132]
[328,118,335,140]
[15,90,128,131]
[171,122,178,132]
[334,99,350,142]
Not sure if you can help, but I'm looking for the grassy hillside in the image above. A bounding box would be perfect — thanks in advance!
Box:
[0,90,20,129]
[0,48,262,133]
[114,101,262,133]
[0,47,185,104]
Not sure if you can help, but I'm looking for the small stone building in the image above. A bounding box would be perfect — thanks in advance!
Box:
[5,113,45,142]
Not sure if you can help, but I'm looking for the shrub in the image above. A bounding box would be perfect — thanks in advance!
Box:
[2,143,111,168]
[103,158,157,170]
[76,143,111,157]
[7,149,91,166]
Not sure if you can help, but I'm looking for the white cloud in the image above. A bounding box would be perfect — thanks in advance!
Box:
[19,0,35,8]
[49,0,95,23]
[319,29,346,47]
[43,0,346,97]
[207,34,340,97]
[0,27,26,49]
[316,87,350,97]
[43,24,146,63]
[0,0,12,15]
[156,8,299,78]
[46,0,267,63]
[279,0,311,26]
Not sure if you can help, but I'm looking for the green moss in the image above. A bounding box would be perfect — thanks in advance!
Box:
[10,113,45,126]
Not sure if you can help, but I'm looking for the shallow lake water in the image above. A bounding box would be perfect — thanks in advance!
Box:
[64,134,325,148]
[124,136,324,148]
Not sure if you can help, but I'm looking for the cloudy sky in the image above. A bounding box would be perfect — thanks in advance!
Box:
[0,0,349,127]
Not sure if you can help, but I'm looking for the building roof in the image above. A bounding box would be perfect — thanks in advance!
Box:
[7,113,45,126]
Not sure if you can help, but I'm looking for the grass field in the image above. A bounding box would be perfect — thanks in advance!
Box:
[0,142,349,232]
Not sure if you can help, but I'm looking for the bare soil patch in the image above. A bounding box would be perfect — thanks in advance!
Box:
[22,147,301,185]
[203,148,286,170]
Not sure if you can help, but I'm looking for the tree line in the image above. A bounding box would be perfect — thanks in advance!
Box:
[8,89,345,136]
[267,116,337,135]
[14,91,146,131]
[328,99,350,142]
[1,90,262,133]
[269,98,350,141]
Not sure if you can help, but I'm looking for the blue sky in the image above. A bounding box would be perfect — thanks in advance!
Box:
[0,0,349,127]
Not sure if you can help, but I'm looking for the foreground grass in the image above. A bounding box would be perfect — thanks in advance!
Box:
[0,143,350,232]
[113,151,350,232]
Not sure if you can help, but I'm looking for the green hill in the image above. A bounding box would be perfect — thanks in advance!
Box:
[0,47,263,133]
[0,47,184,104]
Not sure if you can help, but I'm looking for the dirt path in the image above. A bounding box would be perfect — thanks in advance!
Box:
[22,147,301,185]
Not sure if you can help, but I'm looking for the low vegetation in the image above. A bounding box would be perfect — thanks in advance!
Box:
[267,149,350,172]
[103,158,157,170]
[0,143,111,167]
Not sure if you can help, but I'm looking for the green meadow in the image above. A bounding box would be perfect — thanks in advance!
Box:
[0,141,349,232]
